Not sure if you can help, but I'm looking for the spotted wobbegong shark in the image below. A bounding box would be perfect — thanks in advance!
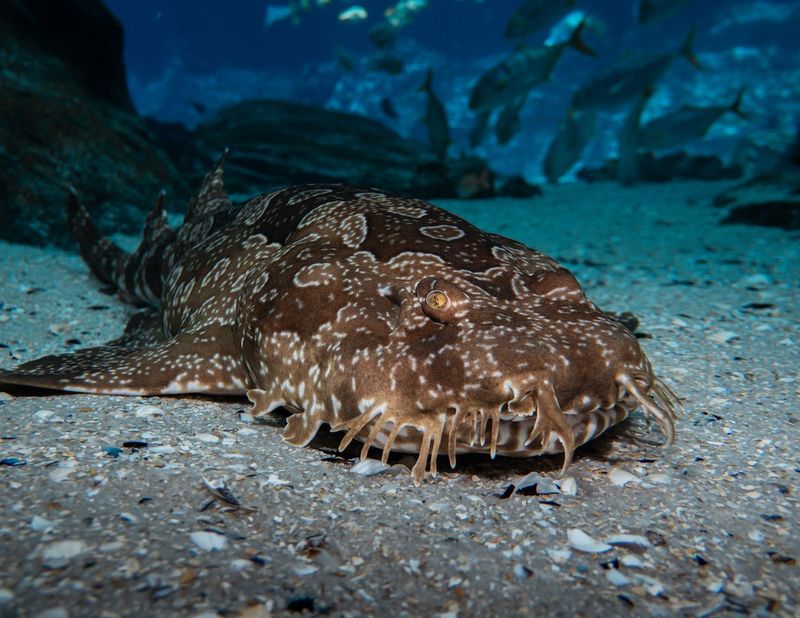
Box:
[0,155,680,485]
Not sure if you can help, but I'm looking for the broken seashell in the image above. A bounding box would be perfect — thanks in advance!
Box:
[567,528,612,553]
[190,530,227,551]
[42,539,88,568]
[351,459,390,476]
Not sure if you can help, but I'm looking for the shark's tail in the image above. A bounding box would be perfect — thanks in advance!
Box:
[68,189,175,307]
[68,151,232,307]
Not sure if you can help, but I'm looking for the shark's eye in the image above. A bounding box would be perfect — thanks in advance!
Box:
[416,277,468,325]
[425,290,448,310]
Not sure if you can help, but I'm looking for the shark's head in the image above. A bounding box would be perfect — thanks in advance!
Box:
[241,199,678,485]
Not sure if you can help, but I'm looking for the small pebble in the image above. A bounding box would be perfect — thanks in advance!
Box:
[707,330,739,344]
[706,579,724,593]
[149,445,176,454]
[42,539,88,568]
[724,575,754,598]
[546,548,572,564]
[292,563,318,576]
[30,515,55,532]
[190,531,228,551]
[34,409,56,422]
[35,608,69,618]
[0,457,26,466]
[48,460,76,483]
[230,559,253,571]
[740,273,772,289]
[264,474,291,487]
[0,588,14,604]
[634,574,667,597]
[196,433,220,443]
[428,501,450,513]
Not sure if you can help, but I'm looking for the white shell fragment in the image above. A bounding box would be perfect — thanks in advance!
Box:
[634,574,668,597]
[567,529,612,553]
[263,473,292,487]
[202,476,241,505]
[190,530,228,551]
[707,330,739,344]
[607,468,640,486]
[195,433,220,443]
[34,607,69,618]
[149,444,175,454]
[555,476,578,495]
[30,515,55,532]
[620,554,644,568]
[606,534,652,549]
[134,405,164,417]
[351,459,390,476]
[503,472,578,497]
[48,459,76,483]
[515,472,560,494]
[34,409,56,422]
[546,548,572,564]
[42,539,88,568]
[292,563,319,576]
[606,569,630,586]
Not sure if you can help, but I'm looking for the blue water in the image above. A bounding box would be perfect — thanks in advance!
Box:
[106,0,799,181]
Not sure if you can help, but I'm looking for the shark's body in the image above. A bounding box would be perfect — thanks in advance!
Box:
[0,157,678,484]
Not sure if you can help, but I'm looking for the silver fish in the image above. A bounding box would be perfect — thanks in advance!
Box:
[494,95,528,145]
[638,87,748,150]
[470,20,595,112]
[420,68,450,161]
[469,110,492,148]
[369,52,404,75]
[636,0,692,25]
[543,109,596,183]
[617,88,655,185]
[505,0,577,40]
[571,28,700,112]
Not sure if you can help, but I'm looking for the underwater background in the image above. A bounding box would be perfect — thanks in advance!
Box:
[1,0,799,246]
[108,0,800,182]
[1,2,800,616]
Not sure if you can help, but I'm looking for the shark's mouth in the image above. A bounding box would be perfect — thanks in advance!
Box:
[334,374,680,485]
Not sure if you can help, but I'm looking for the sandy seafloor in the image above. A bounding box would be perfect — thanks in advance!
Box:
[0,181,798,618]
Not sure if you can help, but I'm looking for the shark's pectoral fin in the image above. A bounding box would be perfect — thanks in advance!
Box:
[0,325,250,396]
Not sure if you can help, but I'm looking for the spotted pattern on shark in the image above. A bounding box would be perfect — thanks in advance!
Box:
[0,155,680,485]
